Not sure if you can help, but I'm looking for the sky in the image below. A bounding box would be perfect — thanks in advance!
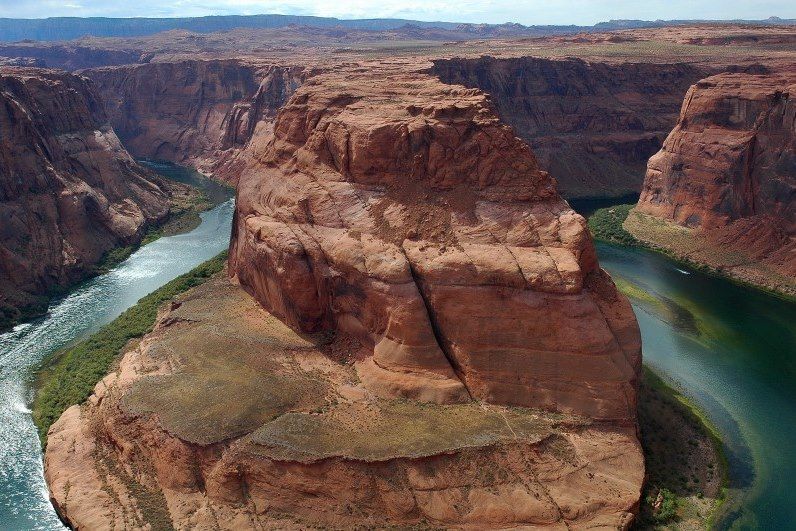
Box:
[0,0,793,26]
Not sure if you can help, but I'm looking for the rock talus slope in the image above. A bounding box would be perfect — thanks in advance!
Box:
[0,67,171,327]
[632,72,796,293]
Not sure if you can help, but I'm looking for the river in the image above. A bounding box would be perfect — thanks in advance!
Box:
[597,242,796,529]
[0,186,794,529]
[0,164,234,530]
[569,197,796,529]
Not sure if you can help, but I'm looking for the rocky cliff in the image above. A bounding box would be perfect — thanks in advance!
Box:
[0,67,172,329]
[229,64,642,420]
[84,60,304,182]
[46,63,644,529]
[631,71,796,294]
[433,57,706,198]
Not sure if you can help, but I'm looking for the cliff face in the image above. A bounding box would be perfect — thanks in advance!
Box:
[0,43,143,70]
[84,60,304,182]
[0,67,171,328]
[229,64,642,421]
[633,72,796,293]
[432,57,706,198]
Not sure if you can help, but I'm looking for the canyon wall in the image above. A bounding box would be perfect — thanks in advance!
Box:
[0,43,144,70]
[84,60,304,182]
[0,67,172,328]
[432,57,707,198]
[632,71,796,293]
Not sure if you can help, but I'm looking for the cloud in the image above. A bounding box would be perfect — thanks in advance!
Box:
[0,0,793,25]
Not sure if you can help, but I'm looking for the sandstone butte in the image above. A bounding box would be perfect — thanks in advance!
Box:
[0,67,175,329]
[631,71,796,295]
[45,63,644,529]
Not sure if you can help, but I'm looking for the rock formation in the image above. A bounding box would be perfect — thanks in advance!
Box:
[433,57,706,198]
[229,64,642,421]
[84,60,304,182]
[46,275,644,530]
[631,71,796,294]
[0,67,171,328]
[46,63,644,529]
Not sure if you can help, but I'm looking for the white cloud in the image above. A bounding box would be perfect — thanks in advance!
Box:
[0,0,793,25]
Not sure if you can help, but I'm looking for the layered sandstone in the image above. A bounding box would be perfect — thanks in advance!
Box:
[228,63,642,421]
[0,67,171,328]
[84,60,304,182]
[433,57,706,198]
[632,71,796,294]
[46,275,644,530]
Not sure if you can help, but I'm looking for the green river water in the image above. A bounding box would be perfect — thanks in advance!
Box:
[597,242,796,529]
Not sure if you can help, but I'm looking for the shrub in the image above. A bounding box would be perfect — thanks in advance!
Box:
[586,204,639,246]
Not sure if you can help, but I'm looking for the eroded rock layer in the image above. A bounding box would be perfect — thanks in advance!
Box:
[633,72,796,293]
[46,275,644,529]
[0,67,171,327]
[432,57,706,198]
[229,63,642,422]
[84,60,304,181]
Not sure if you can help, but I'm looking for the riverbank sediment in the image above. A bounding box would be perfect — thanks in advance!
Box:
[638,367,728,529]
[588,204,796,301]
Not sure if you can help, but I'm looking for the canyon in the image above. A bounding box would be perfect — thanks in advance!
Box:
[0,67,183,330]
[630,71,796,295]
[45,62,644,528]
[0,20,791,530]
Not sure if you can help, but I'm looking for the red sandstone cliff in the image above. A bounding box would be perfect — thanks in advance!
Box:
[632,71,796,293]
[0,67,171,328]
[432,57,706,198]
[84,60,304,182]
[229,64,642,422]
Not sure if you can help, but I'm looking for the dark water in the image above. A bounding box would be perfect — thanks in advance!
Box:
[596,242,796,529]
[140,160,233,207]
[0,166,234,530]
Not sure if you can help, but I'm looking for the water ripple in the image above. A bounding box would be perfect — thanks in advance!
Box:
[0,198,233,530]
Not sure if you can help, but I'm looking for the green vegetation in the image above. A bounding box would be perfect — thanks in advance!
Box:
[586,203,639,245]
[0,298,48,332]
[637,366,728,529]
[32,252,228,446]
[589,204,796,303]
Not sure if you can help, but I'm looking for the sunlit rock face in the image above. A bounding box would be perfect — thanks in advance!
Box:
[637,72,796,284]
[229,63,642,422]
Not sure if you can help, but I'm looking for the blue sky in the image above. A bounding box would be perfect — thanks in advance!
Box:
[0,0,793,26]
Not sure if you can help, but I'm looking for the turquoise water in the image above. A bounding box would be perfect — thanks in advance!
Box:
[596,242,796,529]
[0,166,234,530]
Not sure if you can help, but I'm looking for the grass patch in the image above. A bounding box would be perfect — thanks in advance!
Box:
[32,252,228,447]
[638,366,728,529]
[251,400,559,462]
[587,204,639,246]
